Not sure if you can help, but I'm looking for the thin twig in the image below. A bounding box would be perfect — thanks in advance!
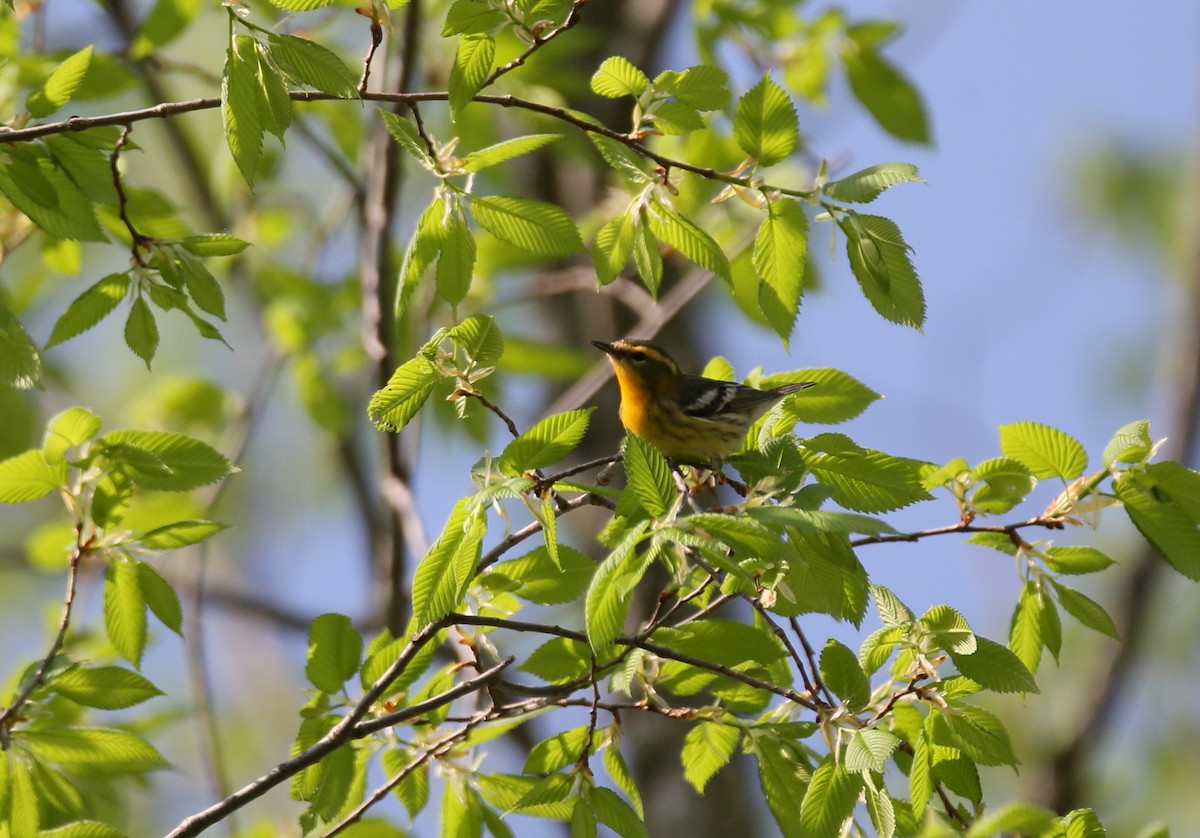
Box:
[475,492,612,572]
[480,0,589,89]
[790,617,836,708]
[357,18,384,95]
[454,387,521,439]
[109,123,149,266]
[0,524,88,746]
[849,516,1066,548]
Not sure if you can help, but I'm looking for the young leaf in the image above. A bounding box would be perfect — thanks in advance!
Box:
[921,604,976,654]
[1102,419,1152,468]
[51,665,163,710]
[590,786,648,838]
[969,456,1035,514]
[525,727,599,774]
[843,729,901,774]
[17,727,167,773]
[999,422,1087,481]
[733,74,800,167]
[654,64,730,110]
[753,735,808,838]
[368,355,440,432]
[584,522,650,651]
[471,195,585,256]
[765,367,879,426]
[646,100,705,135]
[964,802,1057,837]
[267,32,359,98]
[0,300,43,390]
[592,213,636,286]
[222,36,265,186]
[448,314,504,366]
[140,519,228,549]
[99,429,234,491]
[462,134,563,173]
[938,704,1018,766]
[632,213,663,296]
[590,135,650,184]
[840,213,925,329]
[519,636,593,684]
[844,48,930,144]
[0,448,66,503]
[1115,474,1200,580]
[180,233,251,257]
[138,560,183,635]
[411,499,485,626]
[820,638,870,710]
[497,408,593,476]
[448,34,495,117]
[948,635,1039,694]
[822,162,924,203]
[1052,581,1119,639]
[1043,546,1115,575]
[1009,581,1044,674]
[255,42,293,139]
[799,433,932,513]
[681,722,739,793]
[436,209,476,307]
[646,201,731,282]
[753,197,807,342]
[26,45,93,117]
[591,56,649,98]
[621,432,675,518]
[799,755,863,838]
[45,273,130,348]
[43,405,102,464]
[442,0,507,36]
[105,560,148,668]
[306,613,364,693]
[379,109,433,168]
[492,545,596,605]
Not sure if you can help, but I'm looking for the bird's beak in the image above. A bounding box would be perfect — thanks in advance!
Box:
[591,340,615,355]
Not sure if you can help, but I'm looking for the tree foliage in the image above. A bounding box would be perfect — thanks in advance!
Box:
[0,2,1192,837]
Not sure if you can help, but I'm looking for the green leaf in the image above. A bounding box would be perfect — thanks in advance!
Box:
[799,433,932,512]
[844,48,930,143]
[52,665,163,709]
[37,821,130,838]
[948,635,1039,694]
[222,36,265,186]
[592,213,636,286]
[799,755,863,838]
[998,421,1087,480]
[969,456,1035,514]
[130,0,203,59]
[411,498,485,626]
[306,613,364,693]
[471,195,584,256]
[820,638,870,710]
[682,722,739,793]
[591,56,649,98]
[255,42,294,139]
[442,0,507,36]
[43,406,102,464]
[139,519,228,549]
[1116,472,1200,580]
[525,727,599,773]
[303,745,355,825]
[267,32,359,98]
[492,542,595,600]
[138,561,183,636]
[1061,809,1108,838]
[448,313,505,367]
[180,233,251,257]
[368,355,440,432]
[754,735,809,838]
[1052,581,1119,639]
[0,448,66,503]
[379,110,432,168]
[766,368,879,426]
[27,46,93,117]
[654,64,730,110]
[591,786,648,838]
[0,153,106,241]
[448,34,495,117]
[621,432,675,518]
[841,212,925,329]
[921,604,976,654]
[1044,546,1115,575]
[590,135,650,184]
[1009,582,1044,674]
[0,302,43,390]
[843,729,900,774]
[45,273,130,348]
[753,197,807,342]
[105,560,147,667]
[18,727,166,773]
[632,213,663,296]
[100,429,234,491]
[519,636,592,684]
[436,208,476,307]
[264,0,334,8]
[124,297,159,368]
[964,801,1057,837]
[733,74,799,167]
[822,163,924,203]
[938,704,1018,766]
[1103,419,1152,468]
[462,134,562,173]
[497,408,593,475]
[646,200,731,282]
[910,730,934,813]
[646,100,705,135]
[584,521,649,651]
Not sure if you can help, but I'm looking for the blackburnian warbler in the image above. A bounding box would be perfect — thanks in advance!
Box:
[592,339,816,466]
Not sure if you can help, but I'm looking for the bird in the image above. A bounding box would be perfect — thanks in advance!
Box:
[592,338,816,467]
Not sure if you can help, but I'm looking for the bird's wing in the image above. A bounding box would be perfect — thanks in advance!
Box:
[678,375,782,419]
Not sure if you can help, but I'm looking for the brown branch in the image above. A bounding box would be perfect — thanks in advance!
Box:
[481,0,589,89]
[454,387,521,439]
[475,491,613,573]
[109,123,149,266]
[0,524,88,746]
[849,515,1067,548]
[357,18,385,95]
